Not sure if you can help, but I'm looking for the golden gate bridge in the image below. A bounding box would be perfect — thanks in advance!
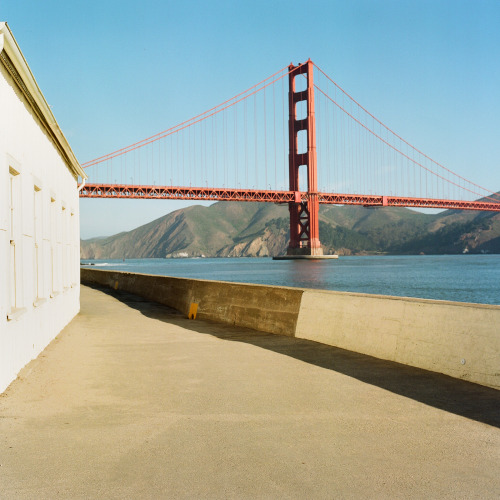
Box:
[79,60,500,256]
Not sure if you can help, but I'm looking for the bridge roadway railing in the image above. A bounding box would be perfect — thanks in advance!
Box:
[81,268,500,390]
[79,184,500,211]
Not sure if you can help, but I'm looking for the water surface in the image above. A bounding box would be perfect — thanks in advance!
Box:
[81,255,500,305]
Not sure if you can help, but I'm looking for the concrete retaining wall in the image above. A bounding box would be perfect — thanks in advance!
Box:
[295,290,500,390]
[81,268,500,390]
[80,268,302,337]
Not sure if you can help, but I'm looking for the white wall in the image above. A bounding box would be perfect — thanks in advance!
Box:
[0,60,81,393]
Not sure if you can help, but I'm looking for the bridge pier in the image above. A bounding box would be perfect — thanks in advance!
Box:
[278,60,335,260]
[287,199,323,256]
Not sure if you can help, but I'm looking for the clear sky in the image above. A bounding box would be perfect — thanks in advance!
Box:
[3,0,500,238]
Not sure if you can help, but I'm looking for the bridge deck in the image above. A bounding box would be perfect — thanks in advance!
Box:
[79,183,500,211]
[1,285,499,499]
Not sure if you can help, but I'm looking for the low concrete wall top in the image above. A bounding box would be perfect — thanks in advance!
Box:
[81,268,500,390]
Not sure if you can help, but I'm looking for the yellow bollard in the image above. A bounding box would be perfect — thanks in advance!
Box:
[188,303,198,320]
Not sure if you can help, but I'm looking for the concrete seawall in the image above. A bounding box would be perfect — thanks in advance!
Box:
[80,268,302,337]
[81,268,500,390]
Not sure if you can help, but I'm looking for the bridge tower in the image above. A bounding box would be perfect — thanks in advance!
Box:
[287,60,323,256]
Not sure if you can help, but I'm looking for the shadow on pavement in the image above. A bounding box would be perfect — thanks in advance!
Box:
[84,284,500,429]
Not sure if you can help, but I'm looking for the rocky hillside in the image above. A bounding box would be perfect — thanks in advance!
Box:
[81,197,500,259]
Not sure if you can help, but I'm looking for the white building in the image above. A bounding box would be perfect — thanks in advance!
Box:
[0,23,86,393]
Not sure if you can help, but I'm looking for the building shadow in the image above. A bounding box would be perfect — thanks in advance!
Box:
[84,284,500,429]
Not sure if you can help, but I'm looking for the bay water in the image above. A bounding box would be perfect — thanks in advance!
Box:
[81,254,500,305]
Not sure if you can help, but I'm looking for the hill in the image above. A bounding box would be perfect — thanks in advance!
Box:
[80,198,500,259]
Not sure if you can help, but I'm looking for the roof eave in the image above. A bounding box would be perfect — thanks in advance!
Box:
[0,22,87,180]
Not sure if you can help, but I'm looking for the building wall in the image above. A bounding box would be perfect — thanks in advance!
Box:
[0,61,81,393]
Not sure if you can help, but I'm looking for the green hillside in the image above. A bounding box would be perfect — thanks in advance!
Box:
[81,199,500,259]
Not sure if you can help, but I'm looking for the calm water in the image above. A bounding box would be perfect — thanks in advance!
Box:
[81,255,500,305]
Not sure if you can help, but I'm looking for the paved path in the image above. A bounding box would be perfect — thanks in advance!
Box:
[1,285,499,499]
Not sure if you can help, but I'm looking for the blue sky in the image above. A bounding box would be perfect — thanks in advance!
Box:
[3,0,500,238]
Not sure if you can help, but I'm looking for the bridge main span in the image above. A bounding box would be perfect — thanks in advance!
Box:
[79,59,500,248]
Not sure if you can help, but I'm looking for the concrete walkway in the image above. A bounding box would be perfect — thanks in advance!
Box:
[1,285,499,499]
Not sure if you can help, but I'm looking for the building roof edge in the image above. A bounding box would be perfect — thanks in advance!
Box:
[0,22,87,180]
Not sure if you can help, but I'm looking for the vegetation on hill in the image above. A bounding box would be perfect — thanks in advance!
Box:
[81,198,500,259]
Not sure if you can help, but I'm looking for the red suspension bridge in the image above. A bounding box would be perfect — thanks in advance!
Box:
[80,60,500,256]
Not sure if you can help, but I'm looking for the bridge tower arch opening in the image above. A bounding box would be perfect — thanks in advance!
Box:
[287,60,323,256]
